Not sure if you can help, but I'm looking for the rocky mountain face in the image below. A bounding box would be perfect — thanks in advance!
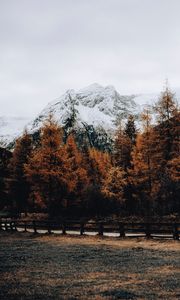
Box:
[2,83,179,150]
[26,83,140,151]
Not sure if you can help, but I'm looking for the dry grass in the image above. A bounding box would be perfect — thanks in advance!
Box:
[0,231,179,299]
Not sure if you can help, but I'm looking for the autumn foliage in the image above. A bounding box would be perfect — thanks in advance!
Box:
[1,85,179,218]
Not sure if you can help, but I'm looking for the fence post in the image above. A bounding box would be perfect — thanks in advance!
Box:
[62,222,66,235]
[173,224,179,240]
[24,221,27,232]
[33,220,37,234]
[5,221,8,231]
[48,222,52,234]
[80,223,84,235]
[14,221,17,231]
[145,223,151,239]
[10,221,14,232]
[11,221,15,231]
[119,223,125,238]
[98,223,104,236]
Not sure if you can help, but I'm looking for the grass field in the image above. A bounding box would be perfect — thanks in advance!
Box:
[0,231,179,299]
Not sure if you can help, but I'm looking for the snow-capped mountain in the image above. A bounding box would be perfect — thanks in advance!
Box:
[0,116,31,147]
[0,83,179,150]
[29,83,139,134]
[24,83,141,150]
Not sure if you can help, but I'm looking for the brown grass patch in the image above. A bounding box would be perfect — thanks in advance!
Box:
[0,231,179,299]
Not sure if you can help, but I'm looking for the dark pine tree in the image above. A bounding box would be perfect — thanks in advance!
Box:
[9,130,33,215]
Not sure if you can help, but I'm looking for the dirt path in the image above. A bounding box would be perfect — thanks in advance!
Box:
[0,231,179,299]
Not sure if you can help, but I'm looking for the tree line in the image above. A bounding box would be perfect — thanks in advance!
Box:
[0,85,179,218]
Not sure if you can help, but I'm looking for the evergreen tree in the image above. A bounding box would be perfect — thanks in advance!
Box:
[140,108,153,206]
[154,84,178,162]
[113,115,137,215]
[114,127,132,170]
[9,130,33,214]
[167,156,180,213]
[124,114,137,145]
[0,147,12,209]
[114,115,137,170]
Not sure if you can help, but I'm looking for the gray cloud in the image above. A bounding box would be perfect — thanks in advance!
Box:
[0,0,180,117]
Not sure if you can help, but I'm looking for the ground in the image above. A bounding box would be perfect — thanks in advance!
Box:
[0,231,179,300]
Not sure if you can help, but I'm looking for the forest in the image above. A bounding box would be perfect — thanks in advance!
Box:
[0,86,179,219]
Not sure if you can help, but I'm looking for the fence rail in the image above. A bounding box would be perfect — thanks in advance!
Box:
[0,219,179,240]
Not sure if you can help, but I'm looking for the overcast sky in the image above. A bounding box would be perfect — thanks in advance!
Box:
[0,0,180,117]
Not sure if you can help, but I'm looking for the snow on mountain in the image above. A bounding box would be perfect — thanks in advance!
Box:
[0,83,179,149]
[0,116,31,147]
[29,83,139,134]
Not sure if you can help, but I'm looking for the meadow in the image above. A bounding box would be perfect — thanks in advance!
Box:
[0,231,179,299]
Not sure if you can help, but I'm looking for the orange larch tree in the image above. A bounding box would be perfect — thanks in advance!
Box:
[64,134,90,214]
[152,85,180,213]
[25,116,69,216]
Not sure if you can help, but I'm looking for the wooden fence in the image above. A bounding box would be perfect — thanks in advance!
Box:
[0,219,179,240]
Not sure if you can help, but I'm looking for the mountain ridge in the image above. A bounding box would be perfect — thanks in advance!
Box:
[28,83,139,133]
[0,83,179,149]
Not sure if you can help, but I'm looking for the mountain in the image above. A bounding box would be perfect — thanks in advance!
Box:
[26,83,140,150]
[0,116,31,148]
[0,83,179,150]
[29,84,140,131]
